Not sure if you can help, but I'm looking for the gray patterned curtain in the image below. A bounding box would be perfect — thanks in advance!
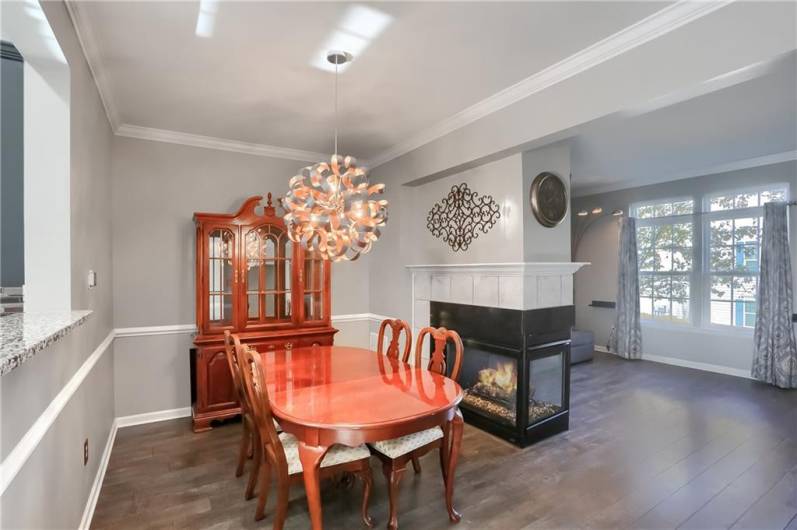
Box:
[752,202,797,388]
[610,217,642,359]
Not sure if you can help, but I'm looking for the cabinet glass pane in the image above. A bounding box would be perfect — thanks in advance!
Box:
[304,292,323,321]
[245,225,292,323]
[208,229,233,325]
[247,264,260,292]
[281,292,292,319]
[265,260,276,291]
[247,294,258,319]
[304,258,322,291]
[266,294,275,318]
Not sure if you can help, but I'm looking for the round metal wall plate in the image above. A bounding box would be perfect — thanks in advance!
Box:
[530,172,568,228]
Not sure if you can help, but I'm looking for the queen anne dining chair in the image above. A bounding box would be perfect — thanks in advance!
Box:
[369,326,464,530]
[225,332,281,500]
[236,342,376,529]
[377,318,412,361]
[223,331,260,500]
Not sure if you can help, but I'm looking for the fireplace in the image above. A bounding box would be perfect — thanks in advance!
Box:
[431,302,572,447]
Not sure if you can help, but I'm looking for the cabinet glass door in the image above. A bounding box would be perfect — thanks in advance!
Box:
[243,224,294,326]
[207,228,235,328]
[303,250,325,322]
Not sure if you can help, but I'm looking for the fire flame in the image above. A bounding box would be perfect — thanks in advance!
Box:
[477,362,517,393]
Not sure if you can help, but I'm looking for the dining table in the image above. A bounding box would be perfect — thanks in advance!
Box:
[260,344,465,530]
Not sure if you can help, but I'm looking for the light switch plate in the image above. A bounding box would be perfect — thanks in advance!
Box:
[87,270,97,288]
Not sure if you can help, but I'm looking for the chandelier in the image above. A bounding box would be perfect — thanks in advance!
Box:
[282,51,388,262]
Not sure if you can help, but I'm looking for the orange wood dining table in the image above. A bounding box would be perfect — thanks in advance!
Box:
[260,345,465,530]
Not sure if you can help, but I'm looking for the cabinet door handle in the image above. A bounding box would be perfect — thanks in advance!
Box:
[285,342,293,350]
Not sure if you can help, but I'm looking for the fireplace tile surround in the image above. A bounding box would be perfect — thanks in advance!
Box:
[408,262,587,359]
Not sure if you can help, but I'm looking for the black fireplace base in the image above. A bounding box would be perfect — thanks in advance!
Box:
[461,407,570,447]
[431,301,574,448]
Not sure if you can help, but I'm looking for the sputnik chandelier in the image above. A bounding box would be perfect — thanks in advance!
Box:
[282,50,388,262]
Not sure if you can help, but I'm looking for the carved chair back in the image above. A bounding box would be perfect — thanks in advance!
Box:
[414,327,464,382]
[223,331,248,414]
[236,343,287,469]
[377,318,412,362]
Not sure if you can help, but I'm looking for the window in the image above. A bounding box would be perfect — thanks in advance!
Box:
[704,185,787,329]
[633,199,694,324]
[631,184,788,333]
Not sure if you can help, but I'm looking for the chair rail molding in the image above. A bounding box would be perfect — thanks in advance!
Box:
[0,330,115,496]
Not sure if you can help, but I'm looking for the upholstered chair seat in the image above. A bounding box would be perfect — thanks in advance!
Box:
[370,427,444,459]
[279,433,371,475]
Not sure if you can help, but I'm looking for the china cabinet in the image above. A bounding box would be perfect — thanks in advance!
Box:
[192,194,336,431]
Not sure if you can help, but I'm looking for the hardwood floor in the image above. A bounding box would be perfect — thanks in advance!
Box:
[91,352,797,529]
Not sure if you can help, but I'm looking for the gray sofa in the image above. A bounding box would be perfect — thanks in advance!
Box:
[570,328,595,364]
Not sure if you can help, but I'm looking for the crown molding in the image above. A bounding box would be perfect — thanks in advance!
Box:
[67,0,731,168]
[116,124,330,163]
[64,0,121,131]
[367,0,733,170]
[573,150,797,198]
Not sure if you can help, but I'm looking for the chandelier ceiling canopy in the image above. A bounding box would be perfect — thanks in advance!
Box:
[282,51,388,262]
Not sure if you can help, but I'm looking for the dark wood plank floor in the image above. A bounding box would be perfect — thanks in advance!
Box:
[92,352,797,529]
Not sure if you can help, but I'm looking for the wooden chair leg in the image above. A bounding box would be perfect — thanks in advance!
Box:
[382,461,406,530]
[445,412,464,523]
[438,423,450,484]
[236,422,249,477]
[359,462,375,528]
[245,441,262,500]
[272,470,290,530]
[254,459,272,521]
[410,455,422,474]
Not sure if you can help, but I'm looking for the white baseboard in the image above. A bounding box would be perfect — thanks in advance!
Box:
[115,407,192,428]
[595,345,752,379]
[79,419,118,530]
[641,353,752,379]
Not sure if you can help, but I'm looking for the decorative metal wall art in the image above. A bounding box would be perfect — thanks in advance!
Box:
[426,183,501,252]
[529,171,568,227]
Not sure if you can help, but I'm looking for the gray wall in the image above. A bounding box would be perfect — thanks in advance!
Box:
[0,1,115,528]
[1,49,24,288]
[408,153,524,264]
[367,141,573,328]
[110,136,371,416]
[572,160,797,371]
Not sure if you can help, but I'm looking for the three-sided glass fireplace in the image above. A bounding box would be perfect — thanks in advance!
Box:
[432,302,572,446]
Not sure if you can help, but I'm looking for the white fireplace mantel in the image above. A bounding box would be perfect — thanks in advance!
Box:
[407,261,589,316]
[406,261,588,359]
[406,262,588,276]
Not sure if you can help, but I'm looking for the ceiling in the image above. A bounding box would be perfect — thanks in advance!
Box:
[570,52,797,196]
[70,1,669,160]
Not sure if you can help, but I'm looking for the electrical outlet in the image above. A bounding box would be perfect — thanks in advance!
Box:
[87,270,97,288]
[83,439,89,466]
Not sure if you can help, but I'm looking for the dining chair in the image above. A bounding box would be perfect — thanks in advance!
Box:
[377,318,412,361]
[224,332,281,500]
[236,342,375,529]
[369,326,464,530]
[223,332,260,497]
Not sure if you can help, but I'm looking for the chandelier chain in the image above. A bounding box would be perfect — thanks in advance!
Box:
[334,59,338,156]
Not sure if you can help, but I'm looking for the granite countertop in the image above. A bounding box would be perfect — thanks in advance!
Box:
[0,310,92,376]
